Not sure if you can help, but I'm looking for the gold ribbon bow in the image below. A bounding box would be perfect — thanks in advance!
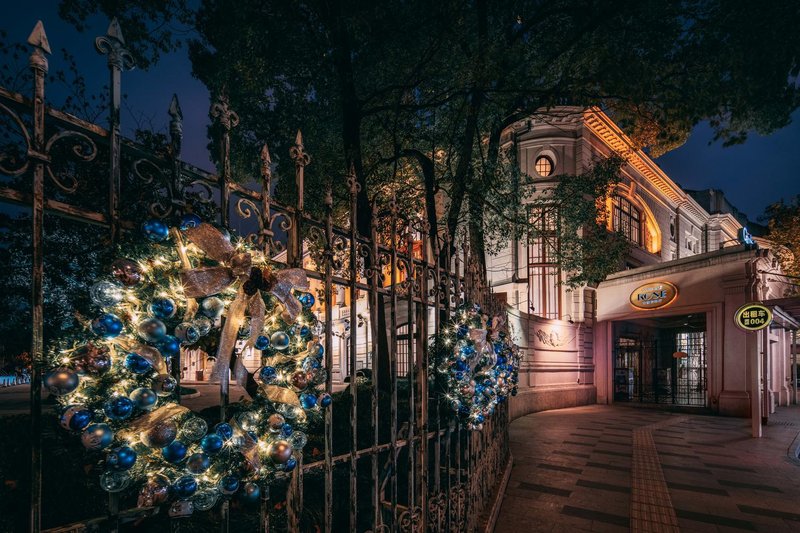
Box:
[179,223,310,386]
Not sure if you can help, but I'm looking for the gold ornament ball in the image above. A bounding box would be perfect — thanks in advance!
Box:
[290,370,309,390]
[141,419,178,448]
[267,413,285,432]
[137,474,170,507]
[268,440,293,464]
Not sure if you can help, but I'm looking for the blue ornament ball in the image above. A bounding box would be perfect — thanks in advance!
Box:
[219,475,239,495]
[200,297,225,319]
[81,423,114,450]
[200,433,224,454]
[186,452,211,474]
[158,335,181,358]
[456,324,468,339]
[173,475,198,498]
[150,297,177,319]
[104,396,134,421]
[89,281,124,308]
[91,313,124,338]
[256,366,277,385]
[129,387,158,411]
[106,446,137,471]
[44,368,80,396]
[239,482,260,503]
[124,352,153,374]
[312,343,324,358]
[141,219,169,242]
[285,456,298,471]
[299,325,311,338]
[174,322,200,344]
[281,424,293,437]
[179,213,202,230]
[138,318,167,343]
[297,292,315,308]
[60,405,93,431]
[254,335,270,350]
[318,393,332,408]
[161,440,188,463]
[270,331,290,351]
[299,392,317,409]
[214,422,233,441]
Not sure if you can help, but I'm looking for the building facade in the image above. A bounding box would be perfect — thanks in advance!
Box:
[488,107,799,431]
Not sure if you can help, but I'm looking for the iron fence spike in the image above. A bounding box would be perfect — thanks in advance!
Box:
[27,21,51,54]
[106,17,125,44]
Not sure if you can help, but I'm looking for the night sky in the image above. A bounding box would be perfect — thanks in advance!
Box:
[4,7,799,222]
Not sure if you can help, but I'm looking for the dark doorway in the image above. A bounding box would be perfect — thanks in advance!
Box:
[613,313,707,406]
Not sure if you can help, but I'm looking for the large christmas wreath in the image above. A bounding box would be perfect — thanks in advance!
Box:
[430,304,520,430]
[43,215,329,514]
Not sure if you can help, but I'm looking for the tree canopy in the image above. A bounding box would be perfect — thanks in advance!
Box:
[763,196,800,295]
[45,0,800,279]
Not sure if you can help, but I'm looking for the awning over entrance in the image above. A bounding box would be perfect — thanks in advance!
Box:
[764,296,800,329]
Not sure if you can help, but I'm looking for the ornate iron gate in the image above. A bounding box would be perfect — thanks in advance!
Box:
[0,20,510,533]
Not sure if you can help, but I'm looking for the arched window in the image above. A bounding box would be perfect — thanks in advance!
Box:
[612,195,641,246]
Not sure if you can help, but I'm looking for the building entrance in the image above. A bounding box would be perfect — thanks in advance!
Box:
[613,313,707,406]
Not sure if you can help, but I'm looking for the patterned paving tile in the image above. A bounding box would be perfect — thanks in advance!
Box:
[674,508,756,530]
[517,481,573,497]
[495,405,800,533]
[561,505,628,527]
[718,479,783,493]
[737,504,800,522]
[538,463,584,474]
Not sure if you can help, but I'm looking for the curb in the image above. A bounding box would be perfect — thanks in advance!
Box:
[483,452,513,533]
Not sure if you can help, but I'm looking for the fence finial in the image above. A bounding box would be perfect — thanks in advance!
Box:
[260,143,272,177]
[27,21,51,55]
[106,17,125,44]
[95,17,135,70]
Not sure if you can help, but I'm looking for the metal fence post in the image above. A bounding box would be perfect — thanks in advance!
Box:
[347,166,360,531]
[95,18,134,244]
[27,20,49,533]
[323,184,335,533]
[211,93,238,228]
[168,94,185,215]
[259,144,273,257]
[288,130,309,268]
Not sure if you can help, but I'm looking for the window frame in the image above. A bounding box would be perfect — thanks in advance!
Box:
[612,195,642,246]
[534,155,554,177]
[528,205,562,319]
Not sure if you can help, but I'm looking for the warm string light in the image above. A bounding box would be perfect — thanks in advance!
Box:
[44,219,327,512]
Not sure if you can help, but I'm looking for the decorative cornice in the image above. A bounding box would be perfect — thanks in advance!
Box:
[582,108,717,224]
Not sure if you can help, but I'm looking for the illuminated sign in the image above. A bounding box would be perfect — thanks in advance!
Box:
[734,303,772,331]
[629,281,678,310]
[738,227,755,246]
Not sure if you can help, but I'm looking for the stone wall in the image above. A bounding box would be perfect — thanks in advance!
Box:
[509,385,597,420]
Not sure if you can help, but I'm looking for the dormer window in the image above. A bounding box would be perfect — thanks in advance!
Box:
[611,195,641,246]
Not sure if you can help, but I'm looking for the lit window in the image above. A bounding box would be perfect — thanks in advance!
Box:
[612,195,641,246]
[535,155,554,177]
[529,206,561,319]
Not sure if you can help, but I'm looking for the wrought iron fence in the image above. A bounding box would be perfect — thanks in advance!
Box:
[0,20,511,533]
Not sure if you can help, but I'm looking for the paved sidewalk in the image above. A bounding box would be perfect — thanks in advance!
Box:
[495,405,800,532]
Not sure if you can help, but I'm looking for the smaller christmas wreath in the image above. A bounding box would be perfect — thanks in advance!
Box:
[44,215,331,515]
[430,304,520,430]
